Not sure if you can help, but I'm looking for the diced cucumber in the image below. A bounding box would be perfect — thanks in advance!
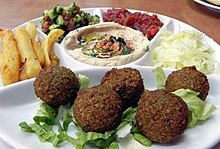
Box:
[66,2,77,13]
[55,5,63,15]
[56,15,64,26]
[74,14,82,23]
[49,24,61,30]
[43,8,56,20]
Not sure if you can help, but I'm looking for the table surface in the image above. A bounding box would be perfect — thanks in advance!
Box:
[0,0,219,149]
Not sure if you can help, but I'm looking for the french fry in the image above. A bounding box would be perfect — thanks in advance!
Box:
[15,28,41,78]
[0,30,20,85]
[0,29,3,37]
[19,67,28,81]
[0,51,3,72]
[42,29,64,66]
[26,22,37,40]
[41,40,51,67]
[26,22,45,67]
[32,40,45,66]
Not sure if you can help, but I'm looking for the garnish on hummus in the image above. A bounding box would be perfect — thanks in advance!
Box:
[63,22,149,67]
[79,34,134,58]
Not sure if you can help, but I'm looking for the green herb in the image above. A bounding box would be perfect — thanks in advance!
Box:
[121,46,132,55]
[117,37,126,45]
[79,38,87,45]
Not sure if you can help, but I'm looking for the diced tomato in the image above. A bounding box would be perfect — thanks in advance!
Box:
[149,27,159,37]
[103,8,163,40]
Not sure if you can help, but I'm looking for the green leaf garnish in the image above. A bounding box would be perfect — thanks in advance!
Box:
[152,67,166,88]
[78,74,90,89]
[173,89,216,127]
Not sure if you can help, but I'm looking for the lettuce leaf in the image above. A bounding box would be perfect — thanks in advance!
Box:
[19,104,138,148]
[70,108,137,148]
[153,67,216,127]
[19,103,64,146]
[109,142,120,149]
[78,74,90,89]
[116,108,136,131]
[34,102,58,125]
[173,89,216,127]
[130,124,152,146]
[152,67,166,88]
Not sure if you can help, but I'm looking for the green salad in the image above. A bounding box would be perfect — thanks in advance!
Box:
[41,2,100,42]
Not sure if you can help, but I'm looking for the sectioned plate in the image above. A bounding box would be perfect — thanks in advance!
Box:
[0,7,220,149]
[0,8,219,88]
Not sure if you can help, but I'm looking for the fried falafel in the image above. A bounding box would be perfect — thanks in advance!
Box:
[34,66,79,107]
[73,85,122,133]
[101,67,144,109]
[165,66,209,100]
[136,89,189,143]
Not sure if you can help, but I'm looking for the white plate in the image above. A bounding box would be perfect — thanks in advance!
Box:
[0,66,220,149]
[0,7,220,149]
[193,0,220,13]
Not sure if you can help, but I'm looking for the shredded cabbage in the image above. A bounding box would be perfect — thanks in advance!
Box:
[151,30,215,74]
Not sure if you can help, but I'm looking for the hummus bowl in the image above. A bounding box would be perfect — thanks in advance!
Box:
[62,22,149,67]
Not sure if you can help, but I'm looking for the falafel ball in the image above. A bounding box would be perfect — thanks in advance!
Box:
[165,66,209,101]
[101,68,144,109]
[34,66,79,107]
[73,85,122,133]
[136,89,189,143]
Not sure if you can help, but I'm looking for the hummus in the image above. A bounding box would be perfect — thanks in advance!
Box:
[63,22,149,66]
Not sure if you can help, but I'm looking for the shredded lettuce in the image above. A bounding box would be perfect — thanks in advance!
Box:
[19,103,138,148]
[19,103,63,146]
[78,74,90,89]
[152,67,166,88]
[151,30,215,74]
[173,89,216,127]
[109,142,120,149]
[71,108,137,148]
[19,122,34,132]
[34,102,58,125]
[130,125,152,146]
[116,108,136,131]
